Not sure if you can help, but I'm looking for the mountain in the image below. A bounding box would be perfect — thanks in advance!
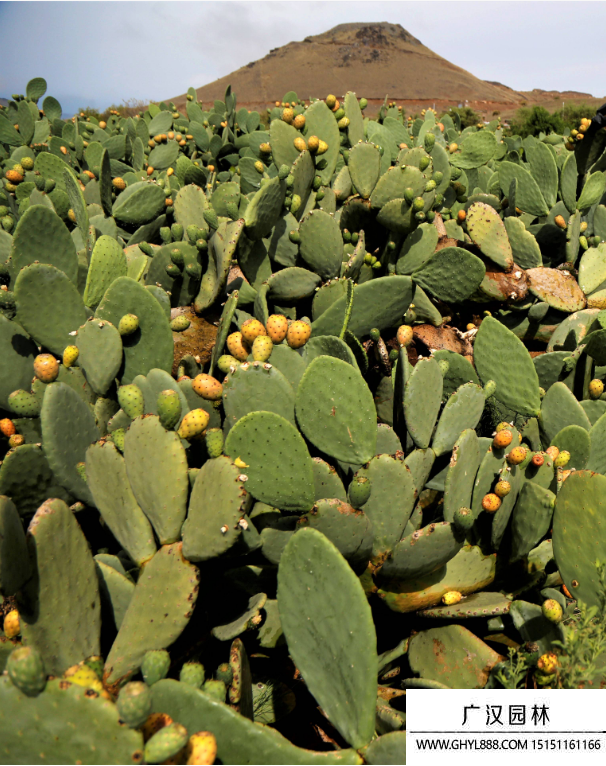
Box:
[170,22,601,120]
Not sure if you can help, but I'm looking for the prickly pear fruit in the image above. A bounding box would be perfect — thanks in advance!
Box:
[3,609,20,639]
[266,314,288,343]
[8,390,40,418]
[317,139,329,155]
[307,135,320,153]
[118,384,145,419]
[8,433,24,448]
[226,332,250,362]
[396,325,414,347]
[111,428,126,452]
[205,428,224,458]
[215,662,233,685]
[252,335,273,362]
[554,450,570,468]
[76,462,87,483]
[359,97,368,110]
[185,731,217,766]
[144,722,189,765]
[290,194,302,214]
[494,480,511,498]
[293,137,306,153]
[369,328,381,342]
[203,209,219,230]
[141,649,171,687]
[542,599,563,624]
[483,379,497,397]
[217,355,241,373]
[493,430,513,449]
[178,409,210,441]
[554,215,567,230]
[63,663,103,693]
[202,678,226,702]
[170,315,191,332]
[437,359,449,376]
[117,681,153,728]
[286,320,311,349]
[240,318,267,346]
[157,389,182,430]
[482,493,502,513]
[442,591,462,605]
[506,446,527,465]
[170,248,185,267]
[34,353,59,383]
[192,373,223,401]
[278,165,290,181]
[141,713,173,742]
[180,662,205,689]
[531,453,545,467]
[7,646,46,697]
[453,506,474,531]
[0,418,16,437]
[254,160,264,174]
[537,652,558,674]
[326,95,337,109]
[282,108,294,124]
[348,476,372,509]
[118,313,139,337]
[546,446,560,461]
[588,379,604,399]
[62,344,79,366]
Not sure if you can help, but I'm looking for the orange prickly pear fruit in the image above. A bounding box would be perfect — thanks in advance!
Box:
[546,446,559,461]
[34,353,60,383]
[286,320,311,349]
[0,418,16,437]
[493,430,512,449]
[192,374,223,401]
[226,332,250,362]
[240,318,267,346]
[532,453,545,466]
[506,446,527,465]
[266,314,288,343]
[482,493,501,513]
[396,325,413,347]
[494,480,511,498]
[178,409,210,441]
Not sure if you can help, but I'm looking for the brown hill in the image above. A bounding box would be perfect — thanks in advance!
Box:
[170,22,603,121]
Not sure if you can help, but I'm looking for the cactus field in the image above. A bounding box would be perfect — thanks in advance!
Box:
[1,76,606,764]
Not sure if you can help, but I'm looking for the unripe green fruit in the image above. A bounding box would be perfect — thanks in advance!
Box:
[110,428,126,452]
[226,201,239,221]
[413,197,425,212]
[8,389,40,418]
[202,679,226,702]
[179,661,205,689]
[7,646,46,697]
[438,359,449,376]
[278,164,290,180]
[415,211,426,222]
[1,216,14,233]
[44,178,55,193]
[141,649,171,686]
[117,682,152,728]
[118,384,145,419]
[425,180,436,192]
[170,247,184,267]
[205,428,224,458]
[118,313,139,336]
[203,208,219,230]
[351,232,359,245]
[289,230,301,244]
[290,194,302,214]
[424,134,435,152]
[419,156,430,172]
[185,262,202,280]
[0,205,8,217]
[160,226,172,244]
[21,156,34,171]
[170,315,191,332]
[312,175,322,191]
[217,354,240,373]
[542,599,563,624]
[196,238,208,251]
[453,507,475,532]
[369,328,381,342]
[138,241,153,256]
[316,189,325,201]
[186,224,200,244]
[171,223,184,241]
[484,380,497,397]
[359,98,368,110]
[157,389,182,430]
[348,476,372,509]
[215,662,233,685]
[579,235,588,250]
[433,171,443,184]
[144,723,189,765]
[334,108,345,120]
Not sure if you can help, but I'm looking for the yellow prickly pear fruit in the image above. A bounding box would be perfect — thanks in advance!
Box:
[241,318,267,346]
[554,450,570,468]
[178,409,210,440]
[316,139,329,155]
[226,332,251,362]
[588,379,604,399]
[482,493,502,513]
[112,177,126,191]
[8,434,24,449]
[554,214,567,230]
[63,664,104,693]
[506,446,527,465]
[494,480,511,498]
[62,345,79,367]
[307,135,320,153]
[495,421,510,432]
[118,313,139,336]
[217,355,240,374]
[259,142,271,154]
[286,320,311,349]
[537,652,558,675]
[266,314,288,343]
[396,325,413,347]
[186,732,217,765]
[34,353,60,383]
[68,208,76,223]
[254,160,264,174]
[282,108,294,124]
[3,609,20,638]
[493,430,512,449]
[448,142,458,153]
[99,120,107,129]
[252,335,273,362]
[442,591,462,605]
[542,599,563,624]
[293,137,307,152]
[293,114,305,130]
[5,168,24,184]
[142,713,174,742]
[192,373,223,401]
[326,95,337,109]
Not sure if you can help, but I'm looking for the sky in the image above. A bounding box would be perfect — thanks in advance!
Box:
[1,1,606,115]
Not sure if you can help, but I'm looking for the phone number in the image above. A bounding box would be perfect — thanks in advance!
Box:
[532,739,602,750]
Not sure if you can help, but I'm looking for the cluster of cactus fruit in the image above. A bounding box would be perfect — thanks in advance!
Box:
[1,75,606,764]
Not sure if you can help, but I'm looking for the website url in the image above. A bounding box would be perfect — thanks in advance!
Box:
[415,738,603,751]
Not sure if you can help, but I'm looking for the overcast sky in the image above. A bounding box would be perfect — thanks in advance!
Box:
[2,1,606,115]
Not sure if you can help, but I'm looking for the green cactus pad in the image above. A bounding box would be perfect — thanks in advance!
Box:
[527,140,558,209]
[404,449,435,493]
[578,245,606,294]
[466,202,513,270]
[305,101,340,185]
[86,441,156,566]
[225,411,314,512]
[211,592,267,642]
[0,677,143,764]
[526,267,586,313]
[278,528,376,748]
[396,223,439,275]
[539,381,590,444]
[173,183,209,231]
[95,276,173,384]
[503,216,542,269]
[553,471,606,608]
[510,481,555,562]
[95,558,135,631]
[244,176,287,241]
[419,591,512,620]
[474,316,541,416]
[82,235,128,309]
[0,495,30,596]
[450,131,497,169]
[581,399,606,426]
[491,462,523,550]
[404,357,443,449]
[550,424,590,470]
[498,161,549,217]
[40,382,100,505]
[104,543,200,686]
[356,455,416,557]
[124,415,188,545]
[132,368,190,428]
[298,210,343,280]
[0,316,36,410]
[223,361,296,433]
[586,411,606,473]
[577,171,606,212]
[267,267,322,302]
[210,289,239,376]
[363,731,406,765]
[112,181,165,227]
[296,356,376,464]
[432,349,479,398]
[150,678,362,764]
[412,246,485,303]
[408,624,503,688]
[195,218,244,312]
[15,263,88,355]
[311,458,347,501]
[443,429,482,522]
[269,119,300,170]
[378,522,465,584]
[0,443,71,518]
[182,456,251,562]
[75,318,122,395]
[347,142,381,199]
[432,383,486,456]
[10,204,78,283]
[18,499,100,675]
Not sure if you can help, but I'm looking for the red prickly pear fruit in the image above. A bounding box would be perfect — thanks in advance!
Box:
[493,430,512,449]
[286,320,311,349]
[192,374,223,401]
[240,318,267,346]
[531,453,545,467]
[34,353,59,383]
[506,446,527,465]
[266,314,288,343]
[226,332,250,362]
[482,493,501,513]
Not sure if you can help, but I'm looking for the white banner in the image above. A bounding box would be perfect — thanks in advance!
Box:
[406,689,606,766]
